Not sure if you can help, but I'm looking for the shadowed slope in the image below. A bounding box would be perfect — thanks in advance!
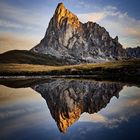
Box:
[0,50,70,65]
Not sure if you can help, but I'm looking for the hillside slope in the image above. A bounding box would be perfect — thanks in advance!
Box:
[0,50,70,65]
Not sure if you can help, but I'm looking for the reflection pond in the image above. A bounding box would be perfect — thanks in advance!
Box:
[0,78,140,140]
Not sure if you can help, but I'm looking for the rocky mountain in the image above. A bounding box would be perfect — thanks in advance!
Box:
[31,3,128,64]
[32,79,123,133]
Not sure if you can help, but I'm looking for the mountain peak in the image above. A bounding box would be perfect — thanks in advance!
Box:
[54,3,80,29]
[31,3,130,62]
[55,2,65,13]
[57,2,65,8]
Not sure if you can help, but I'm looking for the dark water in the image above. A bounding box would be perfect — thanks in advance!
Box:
[0,78,140,140]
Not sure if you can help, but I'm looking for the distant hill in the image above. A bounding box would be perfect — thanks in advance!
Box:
[126,46,140,58]
[0,50,69,66]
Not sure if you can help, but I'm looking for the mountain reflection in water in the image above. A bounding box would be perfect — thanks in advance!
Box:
[32,79,122,132]
[0,78,140,140]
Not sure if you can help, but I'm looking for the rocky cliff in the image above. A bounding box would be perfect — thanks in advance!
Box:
[32,79,123,133]
[31,3,128,64]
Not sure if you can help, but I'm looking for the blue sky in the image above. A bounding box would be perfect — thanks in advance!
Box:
[0,0,140,53]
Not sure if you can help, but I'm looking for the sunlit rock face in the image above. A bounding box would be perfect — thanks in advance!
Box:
[31,3,127,64]
[32,79,123,133]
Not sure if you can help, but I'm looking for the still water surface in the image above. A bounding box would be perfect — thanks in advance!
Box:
[0,78,140,140]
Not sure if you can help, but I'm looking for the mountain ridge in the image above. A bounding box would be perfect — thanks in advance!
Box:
[31,2,139,64]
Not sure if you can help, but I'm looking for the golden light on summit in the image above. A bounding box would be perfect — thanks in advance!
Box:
[55,3,80,29]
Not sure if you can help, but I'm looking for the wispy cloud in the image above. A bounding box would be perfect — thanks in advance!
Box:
[78,12,106,23]
[75,1,91,9]
[0,32,39,53]
[79,113,107,123]
[0,19,31,29]
[0,1,51,52]
[0,1,50,31]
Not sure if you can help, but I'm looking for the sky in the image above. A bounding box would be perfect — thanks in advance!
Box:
[0,0,140,53]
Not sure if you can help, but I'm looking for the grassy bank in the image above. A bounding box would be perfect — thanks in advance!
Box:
[0,59,140,82]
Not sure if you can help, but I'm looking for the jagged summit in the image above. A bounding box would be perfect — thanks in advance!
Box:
[31,3,137,64]
[53,2,80,29]
[55,2,66,16]
[56,2,65,9]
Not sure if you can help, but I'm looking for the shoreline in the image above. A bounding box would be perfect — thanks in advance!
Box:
[0,74,139,85]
